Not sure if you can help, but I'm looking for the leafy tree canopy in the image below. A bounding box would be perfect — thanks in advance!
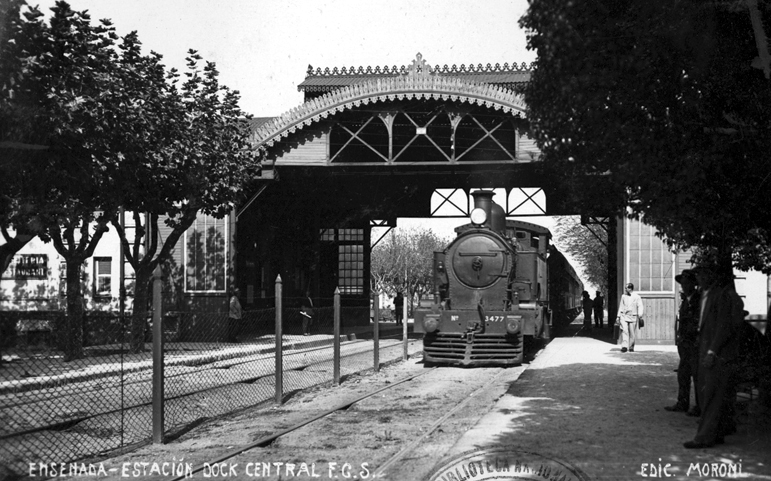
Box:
[521,0,771,277]
[552,216,607,294]
[371,227,451,309]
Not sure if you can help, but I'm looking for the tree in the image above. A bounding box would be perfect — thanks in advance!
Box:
[2,1,260,358]
[520,0,771,280]
[2,1,136,360]
[371,227,450,313]
[0,0,51,274]
[111,50,260,353]
[552,217,607,294]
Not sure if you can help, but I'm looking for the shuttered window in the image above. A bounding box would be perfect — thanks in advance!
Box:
[94,257,112,297]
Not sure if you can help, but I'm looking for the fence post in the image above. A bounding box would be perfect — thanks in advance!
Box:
[333,287,341,385]
[403,298,408,361]
[373,291,380,372]
[151,265,164,444]
[275,275,283,405]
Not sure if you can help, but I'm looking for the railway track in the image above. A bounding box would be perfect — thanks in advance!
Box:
[165,360,528,481]
[0,339,411,437]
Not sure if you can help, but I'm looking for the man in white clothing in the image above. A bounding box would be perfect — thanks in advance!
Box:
[616,282,644,352]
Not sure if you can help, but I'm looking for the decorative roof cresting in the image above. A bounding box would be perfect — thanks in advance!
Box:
[305,52,534,78]
[255,54,527,149]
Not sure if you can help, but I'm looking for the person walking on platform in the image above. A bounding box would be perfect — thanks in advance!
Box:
[666,269,700,414]
[394,292,404,325]
[593,291,605,328]
[581,291,593,332]
[684,263,745,449]
[616,283,644,352]
[300,297,314,336]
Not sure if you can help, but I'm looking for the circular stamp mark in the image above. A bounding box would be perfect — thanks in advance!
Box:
[427,448,591,481]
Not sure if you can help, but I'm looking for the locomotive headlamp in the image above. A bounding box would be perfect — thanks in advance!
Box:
[423,316,439,333]
[470,208,487,225]
[505,316,522,334]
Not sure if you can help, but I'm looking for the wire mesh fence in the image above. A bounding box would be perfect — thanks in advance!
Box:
[0,293,422,478]
[0,310,149,476]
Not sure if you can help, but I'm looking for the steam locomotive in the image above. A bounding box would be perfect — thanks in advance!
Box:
[414,190,582,366]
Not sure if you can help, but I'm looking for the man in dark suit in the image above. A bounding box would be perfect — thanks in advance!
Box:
[683,263,745,449]
[665,269,700,413]
[593,291,605,329]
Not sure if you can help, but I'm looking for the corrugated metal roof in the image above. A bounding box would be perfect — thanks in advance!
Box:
[246,117,275,130]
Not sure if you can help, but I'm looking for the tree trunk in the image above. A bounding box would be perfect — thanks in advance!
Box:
[64,260,85,361]
[130,265,153,353]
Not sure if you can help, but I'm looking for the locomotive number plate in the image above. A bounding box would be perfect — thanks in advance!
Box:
[485,315,505,323]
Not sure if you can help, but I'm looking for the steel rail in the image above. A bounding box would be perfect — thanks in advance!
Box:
[371,367,513,478]
[0,338,386,409]
[169,366,438,481]
[0,340,418,441]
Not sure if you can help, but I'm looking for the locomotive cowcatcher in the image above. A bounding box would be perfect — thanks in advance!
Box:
[414,190,552,367]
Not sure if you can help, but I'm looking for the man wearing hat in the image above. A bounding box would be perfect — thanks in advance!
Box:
[665,269,700,413]
[683,262,745,449]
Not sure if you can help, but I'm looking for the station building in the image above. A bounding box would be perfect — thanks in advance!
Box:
[2,54,769,342]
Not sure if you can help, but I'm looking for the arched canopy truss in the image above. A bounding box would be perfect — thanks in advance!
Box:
[251,54,531,166]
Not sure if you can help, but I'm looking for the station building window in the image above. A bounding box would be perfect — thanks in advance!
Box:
[185,214,227,292]
[93,257,112,298]
[320,228,365,295]
[627,219,674,292]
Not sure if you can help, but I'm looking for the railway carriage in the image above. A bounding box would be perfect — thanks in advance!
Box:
[414,190,582,366]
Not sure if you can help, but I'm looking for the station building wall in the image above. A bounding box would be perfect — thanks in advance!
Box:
[618,217,769,344]
[0,211,234,315]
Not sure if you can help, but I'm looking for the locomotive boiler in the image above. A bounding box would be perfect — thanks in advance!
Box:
[414,190,580,366]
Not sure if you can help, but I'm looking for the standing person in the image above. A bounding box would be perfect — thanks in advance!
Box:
[227,287,242,343]
[394,292,404,325]
[581,291,593,332]
[593,291,605,328]
[300,297,314,336]
[616,283,644,353]
[665,269,701,414]
[684,263,745,449]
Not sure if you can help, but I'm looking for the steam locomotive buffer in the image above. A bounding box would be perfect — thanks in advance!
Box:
[415,190,555,367]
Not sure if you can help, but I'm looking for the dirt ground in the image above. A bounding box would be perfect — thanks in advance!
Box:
[52,355,518,481]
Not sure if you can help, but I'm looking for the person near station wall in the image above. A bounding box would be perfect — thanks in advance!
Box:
[683,263,745,449]
[581,291,593,332]
[593,290,605,329]
[616,283,644,353]
[665,269,701,414]
[227,287,243,343]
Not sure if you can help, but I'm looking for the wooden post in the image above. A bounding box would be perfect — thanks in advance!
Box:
[402,297,408,361]
[275,275,283,405]
[373,292,380,372]
[333,287,341,385]
[608,216,619,343]
[151,265,164,444]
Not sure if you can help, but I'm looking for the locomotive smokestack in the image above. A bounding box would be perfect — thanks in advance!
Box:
[471,190,495,229]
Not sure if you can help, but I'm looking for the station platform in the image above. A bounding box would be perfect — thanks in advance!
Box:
[439,326,771,481]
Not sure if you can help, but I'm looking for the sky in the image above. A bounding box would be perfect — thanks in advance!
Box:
[34,0,537,116]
